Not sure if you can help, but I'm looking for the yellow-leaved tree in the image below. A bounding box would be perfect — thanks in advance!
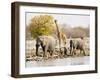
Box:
[28,15,55,38]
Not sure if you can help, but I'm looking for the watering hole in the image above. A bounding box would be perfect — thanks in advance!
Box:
[26,56,89,67]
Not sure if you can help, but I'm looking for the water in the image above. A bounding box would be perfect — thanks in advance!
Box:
[26,56,89,67]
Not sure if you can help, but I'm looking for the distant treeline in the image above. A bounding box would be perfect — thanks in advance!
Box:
[61,26,89,38]
[26,24,89,40]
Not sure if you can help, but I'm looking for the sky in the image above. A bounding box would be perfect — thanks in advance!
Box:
[26,12,90,28]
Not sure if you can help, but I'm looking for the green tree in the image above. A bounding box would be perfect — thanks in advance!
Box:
[28,15,55,38]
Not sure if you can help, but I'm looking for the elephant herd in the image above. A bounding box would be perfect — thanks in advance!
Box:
[35,35,87,58]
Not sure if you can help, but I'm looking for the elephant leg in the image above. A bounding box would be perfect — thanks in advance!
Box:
[74,49,76,55]
[64,47,67,56]
[82,49,86,56]
[60,48,62,54]
[72,48,76,56]
[70,47,73,56]
[41,45,46,57]
[49,51,52,56]
[60,48,64,58]
[36,44,40,56]
[41,46,45,57]
[70,48,71,55]
[72,49,74,56]
[43,46,48,57]
[49,51,53,58]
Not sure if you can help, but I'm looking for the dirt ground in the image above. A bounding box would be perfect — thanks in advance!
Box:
[26,38,90,61]
[26,48,90,61]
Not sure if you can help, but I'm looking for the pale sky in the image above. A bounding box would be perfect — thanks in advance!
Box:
[26,12,90,28]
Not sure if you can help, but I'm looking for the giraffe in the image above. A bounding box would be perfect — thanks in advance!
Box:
[54,20,67,56]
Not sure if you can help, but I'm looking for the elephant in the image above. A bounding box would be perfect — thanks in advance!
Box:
[69,38,86,56]
[35,35,56,57]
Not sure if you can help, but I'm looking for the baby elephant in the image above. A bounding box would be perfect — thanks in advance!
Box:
[35,35,56,57]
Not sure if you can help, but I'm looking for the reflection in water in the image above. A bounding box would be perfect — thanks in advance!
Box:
[26,56,89,68]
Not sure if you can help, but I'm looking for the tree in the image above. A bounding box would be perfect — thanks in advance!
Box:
[28,15,55,38]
